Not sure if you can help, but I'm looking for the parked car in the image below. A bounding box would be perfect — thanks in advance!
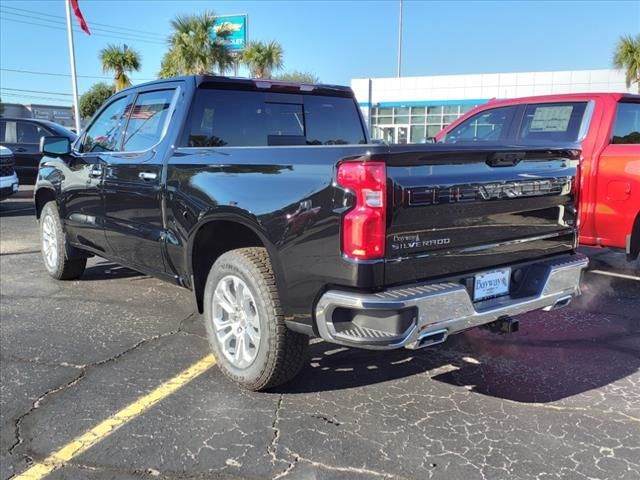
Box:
[0,118,77,184]
[0,145,19,200]
[435,93,640,261]
[34,75,588,390]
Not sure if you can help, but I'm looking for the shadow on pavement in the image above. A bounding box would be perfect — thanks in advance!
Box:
[277,264,639,402]
[81,260,146,281]
[276,319,639,403]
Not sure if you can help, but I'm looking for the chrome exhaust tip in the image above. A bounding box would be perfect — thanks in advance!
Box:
[543,295,573,311]
[405,329,448,350]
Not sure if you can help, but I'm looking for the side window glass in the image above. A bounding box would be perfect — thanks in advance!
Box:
[16,122,49,144]
[0,121,6,142]
[81,96,131,153]
[443,106,516,144]
[16,122,37,144]
[122,89,175,151]
[611,102,640,144]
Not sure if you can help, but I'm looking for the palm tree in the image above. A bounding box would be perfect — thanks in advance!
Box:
[159,11,233,78]
[99,44,141,91]
[613,34,640,93]
[241,41,284,79]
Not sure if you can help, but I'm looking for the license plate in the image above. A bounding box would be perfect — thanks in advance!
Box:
[474,267,511,301]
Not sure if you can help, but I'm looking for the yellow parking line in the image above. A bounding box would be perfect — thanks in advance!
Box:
[14,354,216,480]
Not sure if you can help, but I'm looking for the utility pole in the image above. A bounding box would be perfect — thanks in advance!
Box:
[64,0,81,132]
[396,0,403,78]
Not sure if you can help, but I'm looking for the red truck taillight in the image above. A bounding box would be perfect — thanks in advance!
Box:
[337,161,386,260]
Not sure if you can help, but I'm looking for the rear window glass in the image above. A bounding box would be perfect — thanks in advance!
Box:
[182,89,366,147]
[518,102,587,143]
[611,102,640,144]
[441,106,517,144]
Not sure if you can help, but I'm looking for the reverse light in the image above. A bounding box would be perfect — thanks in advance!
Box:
[337,161,387,260]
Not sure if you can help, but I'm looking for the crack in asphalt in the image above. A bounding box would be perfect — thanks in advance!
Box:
[7,311,200,471]
[268,394,284,465]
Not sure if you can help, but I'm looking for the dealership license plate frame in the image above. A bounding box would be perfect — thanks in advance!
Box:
[473,267,511,302]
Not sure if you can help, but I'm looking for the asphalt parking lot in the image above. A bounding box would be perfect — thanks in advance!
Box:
[1,187,639,480]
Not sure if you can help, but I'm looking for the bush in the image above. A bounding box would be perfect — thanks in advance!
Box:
[79,83,115,120]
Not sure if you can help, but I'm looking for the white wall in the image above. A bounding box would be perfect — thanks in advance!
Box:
[351,69,632,107]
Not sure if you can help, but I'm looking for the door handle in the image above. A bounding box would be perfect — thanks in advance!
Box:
[89,167,102,178]
[138,171,158,181]
[14,147,27,153]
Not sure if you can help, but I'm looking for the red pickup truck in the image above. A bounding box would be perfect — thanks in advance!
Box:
[436,93,640,261]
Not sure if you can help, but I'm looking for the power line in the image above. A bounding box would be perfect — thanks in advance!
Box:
[2,4,167,39]
[0,68,155,82]
[0,8,167,43]
[0,15,166,46]
[1,87,73,97]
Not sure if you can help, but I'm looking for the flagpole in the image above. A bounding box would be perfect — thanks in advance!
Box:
[65,0,81,132]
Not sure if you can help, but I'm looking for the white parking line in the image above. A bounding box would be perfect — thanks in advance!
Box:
[589,270,640,282]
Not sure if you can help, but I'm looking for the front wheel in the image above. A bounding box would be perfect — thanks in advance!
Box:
[203,247,308,391]
[40,201,86,280]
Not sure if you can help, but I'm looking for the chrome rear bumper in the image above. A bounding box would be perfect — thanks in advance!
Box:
[315,254,588,350]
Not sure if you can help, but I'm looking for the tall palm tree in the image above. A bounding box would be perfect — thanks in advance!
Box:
[241,41,284,79]
[99,44,141,91]
[159,11,232,78]
[613,34,640,93]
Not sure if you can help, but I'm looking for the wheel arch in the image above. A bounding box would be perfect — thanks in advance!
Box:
[188,214,285,313]
[34,187,57,219]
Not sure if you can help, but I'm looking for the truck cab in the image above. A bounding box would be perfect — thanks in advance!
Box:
[436,93,640,261]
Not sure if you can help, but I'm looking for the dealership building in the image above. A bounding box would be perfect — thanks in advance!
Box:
[351,68,632,143]
[0,103,74,127]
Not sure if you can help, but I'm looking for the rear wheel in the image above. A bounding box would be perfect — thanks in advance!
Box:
[40,202,86,280]
[203,247,308,391]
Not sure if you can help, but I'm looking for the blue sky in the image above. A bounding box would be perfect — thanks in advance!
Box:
[1,0,638,106]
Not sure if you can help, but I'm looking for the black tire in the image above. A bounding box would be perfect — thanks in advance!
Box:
[203,247,308,391]
[40,201,86,280]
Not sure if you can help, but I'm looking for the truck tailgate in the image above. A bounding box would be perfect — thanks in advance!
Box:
[381,145,579,285]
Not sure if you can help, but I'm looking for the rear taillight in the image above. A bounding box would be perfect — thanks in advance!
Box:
[336,161,386,260]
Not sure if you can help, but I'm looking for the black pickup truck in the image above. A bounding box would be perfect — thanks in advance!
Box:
[35,75,588,390]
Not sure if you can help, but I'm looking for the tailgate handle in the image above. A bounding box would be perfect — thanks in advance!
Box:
[487,152,526,167]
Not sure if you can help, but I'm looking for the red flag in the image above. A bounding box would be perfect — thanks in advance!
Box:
[70,0,91,35]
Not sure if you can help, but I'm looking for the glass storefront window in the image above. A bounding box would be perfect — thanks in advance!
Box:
[377,116,392,125]
[443,105,459,115]
[427,125,442,137]
[444,115,459,124]
[427,106,442,115]
[379,107,393,116]
[394,107,410,116]
[460,105,476,113]
[410,115,426,124]
[393,115,410,124]
[411,106,426,115]
[410,125,425,143]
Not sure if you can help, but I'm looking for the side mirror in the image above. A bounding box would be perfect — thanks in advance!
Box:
[40,136,71,156]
